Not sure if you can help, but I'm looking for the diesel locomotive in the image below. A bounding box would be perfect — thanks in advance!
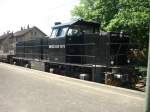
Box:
[12,19,139,88]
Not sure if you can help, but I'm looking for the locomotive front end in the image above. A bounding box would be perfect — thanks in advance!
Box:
[102,32,139,88]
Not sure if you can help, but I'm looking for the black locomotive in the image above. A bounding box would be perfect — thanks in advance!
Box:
[13,19,139,88]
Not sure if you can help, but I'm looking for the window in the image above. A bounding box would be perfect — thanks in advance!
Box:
[57,27,68,37]
[80,25,94,34]
[50,27,68,38]
[16,37,22,42]
[67,28,79,36]
[31,32,34,36]
[67,25,98,35]
[67,26,81,36]
[50,29,58,38]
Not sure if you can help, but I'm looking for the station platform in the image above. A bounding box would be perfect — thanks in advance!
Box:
[0,63,145,112]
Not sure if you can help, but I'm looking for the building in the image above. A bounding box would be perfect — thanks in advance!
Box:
[0,32,13,54]
[13,26,47,42]
[0,26,47,55]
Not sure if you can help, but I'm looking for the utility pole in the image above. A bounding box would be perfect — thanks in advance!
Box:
[145,27,150,112]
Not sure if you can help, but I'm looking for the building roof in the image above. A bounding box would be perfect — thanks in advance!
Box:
[14,26,47,37]
[0,33,13,41]
[14,28,31,37]
[0,26,47,41]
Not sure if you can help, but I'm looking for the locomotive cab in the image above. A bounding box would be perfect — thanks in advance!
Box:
[49,19,100,64]
[50,19,100,38]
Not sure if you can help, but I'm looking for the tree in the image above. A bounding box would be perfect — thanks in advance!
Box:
[72,0,119,30]
[106,0,150,45]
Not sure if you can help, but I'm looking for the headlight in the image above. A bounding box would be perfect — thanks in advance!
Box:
[127,59,130,63]
[110,60,114,65]
[114,74,122,79]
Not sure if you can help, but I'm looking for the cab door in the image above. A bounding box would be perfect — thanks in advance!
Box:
[66,26,85,64]
[48,27,68,63]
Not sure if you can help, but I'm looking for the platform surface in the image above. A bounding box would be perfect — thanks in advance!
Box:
[0,63,145,112]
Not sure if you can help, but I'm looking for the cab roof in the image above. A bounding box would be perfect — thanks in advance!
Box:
[52,19,100,29]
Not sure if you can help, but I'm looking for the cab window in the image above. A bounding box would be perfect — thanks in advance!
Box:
[50,27,68,38]
[51,28,58,38]
[67,25,81,36]
[57,27,68,37]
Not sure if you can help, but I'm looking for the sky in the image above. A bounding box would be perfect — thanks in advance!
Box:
[0,0,80,36]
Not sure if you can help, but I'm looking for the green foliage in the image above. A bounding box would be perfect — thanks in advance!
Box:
[106,0,150,46]
[72,0,119,29]
[72,0,150,65]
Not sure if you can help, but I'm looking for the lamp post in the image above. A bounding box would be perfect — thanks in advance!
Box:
[145,27,150,112]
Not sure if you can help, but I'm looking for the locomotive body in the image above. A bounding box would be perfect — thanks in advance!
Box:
[13,20,138,88]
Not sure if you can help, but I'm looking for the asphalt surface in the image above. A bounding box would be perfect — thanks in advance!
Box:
[0,63,145,112]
